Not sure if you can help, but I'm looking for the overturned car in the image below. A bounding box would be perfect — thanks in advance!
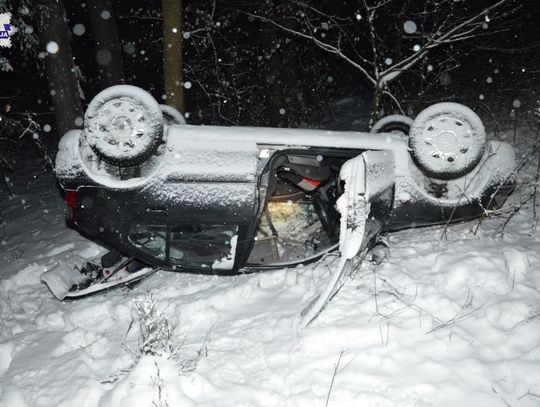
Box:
[45,85,515,320]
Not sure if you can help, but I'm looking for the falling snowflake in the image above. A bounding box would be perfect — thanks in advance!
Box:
[123,42,135,55]
[403,20,417,34]
[72,24,85,36]
[439,73,452,86]
[46,41,59,54]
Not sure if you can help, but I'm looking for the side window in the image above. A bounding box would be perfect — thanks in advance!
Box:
[170,225,238,269]
[128,225,167,260]
[128,224,239,269]
[247,196,338,265]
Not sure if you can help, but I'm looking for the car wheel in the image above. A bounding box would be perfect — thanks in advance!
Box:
[370,114,413,136]
[160,104,186,125]
[408,102,486,179]
[84,85,164,167]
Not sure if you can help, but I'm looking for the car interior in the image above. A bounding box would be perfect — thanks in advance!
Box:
[246,149,361,266]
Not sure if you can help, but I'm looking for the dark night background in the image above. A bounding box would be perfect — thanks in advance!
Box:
[0,0,539,159]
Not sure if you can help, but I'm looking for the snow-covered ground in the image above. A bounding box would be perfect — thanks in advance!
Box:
[1,124,539,407]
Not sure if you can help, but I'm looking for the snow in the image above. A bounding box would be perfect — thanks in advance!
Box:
[166,124,406,152]
[122,42,135,55]
[96,49,112,66]
[1,121,539,406]
[84,85,163,164]
[72,24,85,36]
[370,114,413,135]
[163,135,259,183]
[46,41,59,54]
[212,235,237,270]
[403,20,417,34]
[160,104,186,125]
[408,102,487,179]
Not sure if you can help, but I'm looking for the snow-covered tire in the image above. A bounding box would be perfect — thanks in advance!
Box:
[84,85,163,167]
[370,114,413,136]
[160,104,186,125]
[409,102,486,179]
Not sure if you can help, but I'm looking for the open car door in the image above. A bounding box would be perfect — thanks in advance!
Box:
[301,150,395,325]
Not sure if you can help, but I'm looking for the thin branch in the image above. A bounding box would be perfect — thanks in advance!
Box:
[245,12,377,86]
[382,90,405,115]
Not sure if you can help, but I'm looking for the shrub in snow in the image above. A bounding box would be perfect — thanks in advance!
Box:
[133,292,175,357]
[128,292,211,374]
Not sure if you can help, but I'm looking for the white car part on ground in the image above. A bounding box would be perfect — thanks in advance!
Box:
[41,256,156,300]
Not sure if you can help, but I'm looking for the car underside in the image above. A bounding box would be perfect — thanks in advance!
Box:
[44,85,516,313]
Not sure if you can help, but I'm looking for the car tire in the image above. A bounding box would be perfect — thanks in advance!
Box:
[84,85,164,167]
[408,102,486,179]
[160,104,186,125]
[370,114,413,136]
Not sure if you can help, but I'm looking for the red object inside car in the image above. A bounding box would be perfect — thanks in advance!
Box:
[64,190,77,222]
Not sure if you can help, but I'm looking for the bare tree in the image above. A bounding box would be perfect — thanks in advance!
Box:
[162,0,185,112]
[35,0,83,137]
[87,0,124,89]
[249,0,520,122]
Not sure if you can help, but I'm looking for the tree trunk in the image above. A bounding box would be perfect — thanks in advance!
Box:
[35,0,83,138]
[371,82,384,125]
[87,0,124,89]
[260,26,287,127]
[162,0,185,113]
